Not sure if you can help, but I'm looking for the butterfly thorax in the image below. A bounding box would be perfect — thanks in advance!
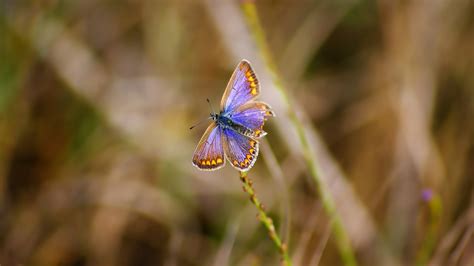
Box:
[213,112,255,138]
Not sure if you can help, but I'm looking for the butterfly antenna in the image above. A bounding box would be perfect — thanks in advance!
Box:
[190,99,215,130]
[189,118,210,130]
[207,98,216,115]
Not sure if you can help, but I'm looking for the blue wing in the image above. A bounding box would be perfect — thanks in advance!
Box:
[192,123,225,171]
[230,101,275,138]
[222,128,258,171]
[220,60,259,113]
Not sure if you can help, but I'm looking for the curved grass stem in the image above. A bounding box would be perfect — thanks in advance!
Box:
[415,190,442,266]
[240,2,357,266]
[239,171,292,266]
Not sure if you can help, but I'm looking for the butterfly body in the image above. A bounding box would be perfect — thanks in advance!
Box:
[213,112,256,139]
[192,60,275,172]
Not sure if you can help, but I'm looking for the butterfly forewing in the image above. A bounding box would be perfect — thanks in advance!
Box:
[220,60,260,113]
[192,123,225,171]
[222,128,259,171]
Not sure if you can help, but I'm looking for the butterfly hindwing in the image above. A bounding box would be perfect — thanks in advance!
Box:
[220,60,260,113]
[222,128,259,171]
[192,123,225,171]
[230,101,275,138]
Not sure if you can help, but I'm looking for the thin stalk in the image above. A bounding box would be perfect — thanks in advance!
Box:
[239,171,292,266]
[240,2,357,265]
[416,189,442,266]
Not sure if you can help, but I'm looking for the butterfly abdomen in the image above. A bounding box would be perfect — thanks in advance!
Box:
[232,124,255,138]
[217,114,258,138]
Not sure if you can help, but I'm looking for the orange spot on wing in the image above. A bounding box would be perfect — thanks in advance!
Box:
[206,160,211,166]
[211,159,216,166]
[216,158,223,164]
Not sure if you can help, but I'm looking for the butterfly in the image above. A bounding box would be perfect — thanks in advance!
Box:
[192,60,275,171]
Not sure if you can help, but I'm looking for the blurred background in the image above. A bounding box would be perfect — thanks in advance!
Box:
[1,0,474,265]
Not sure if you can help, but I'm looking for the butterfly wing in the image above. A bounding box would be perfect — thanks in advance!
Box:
[192,123,226,171]
[220,60,260,113]
[222,128,259,171]
[230,101,275,138]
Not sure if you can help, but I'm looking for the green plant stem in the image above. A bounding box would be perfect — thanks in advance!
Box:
[239,171,292,266]
[240,2,357,266]
[415,193,442,266]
